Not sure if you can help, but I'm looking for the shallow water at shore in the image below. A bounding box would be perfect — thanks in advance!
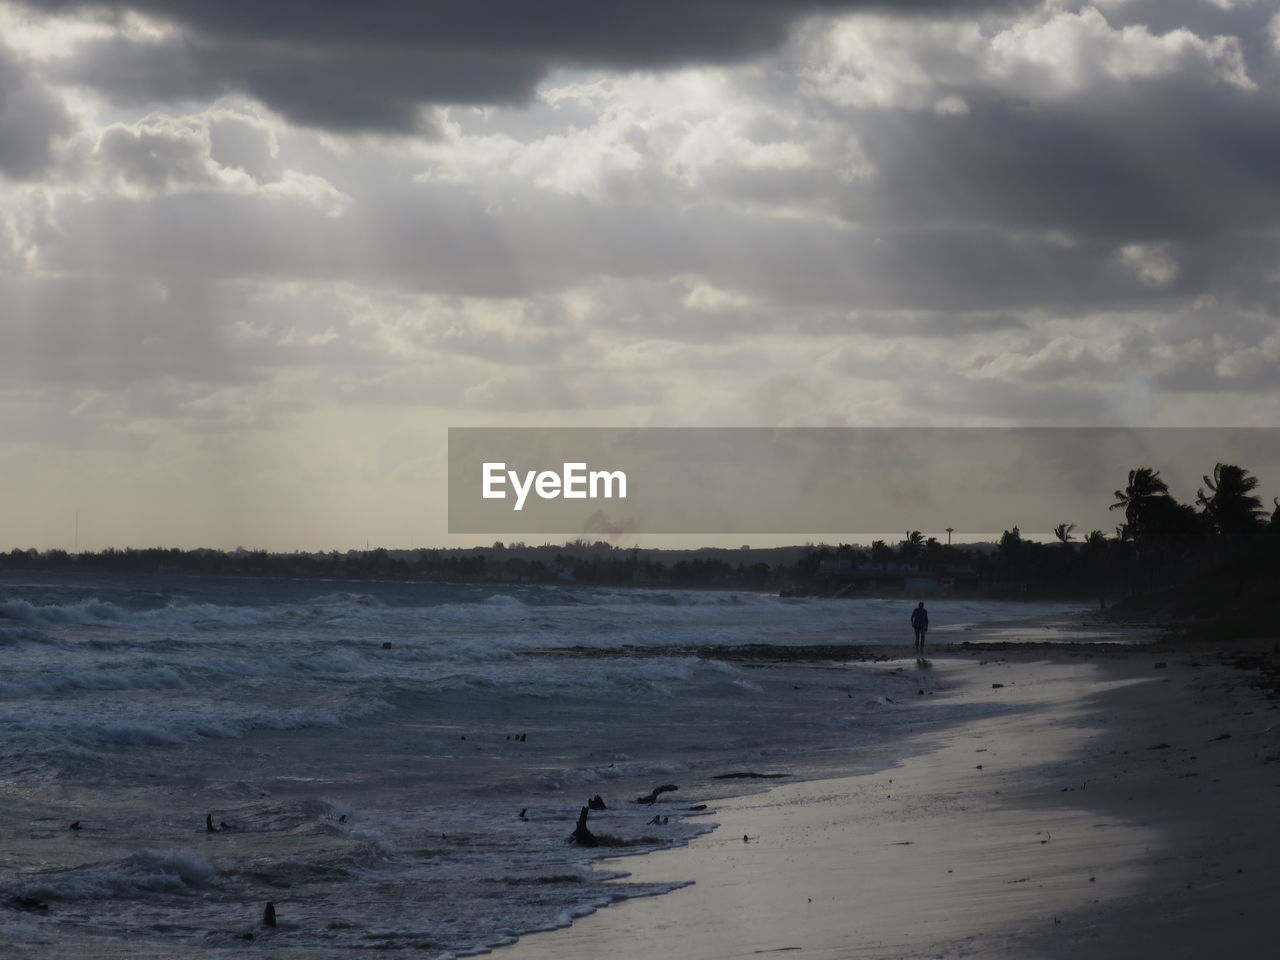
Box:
[0,571,1087,957]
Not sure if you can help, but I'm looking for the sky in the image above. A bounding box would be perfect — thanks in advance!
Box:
[2,0,1279,551]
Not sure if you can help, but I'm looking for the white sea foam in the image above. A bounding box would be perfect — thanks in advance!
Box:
[23,850,215,901]
[0,625,57,645]
[0,665,190,697]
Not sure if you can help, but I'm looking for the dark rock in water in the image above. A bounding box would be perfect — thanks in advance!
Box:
[206,814,218,833]
[338,815,347,824]
[263,902,277,927]
[220,821,234,831]
[587,794,607,810]
[382,642,393,649]
[12,896,49,912]
[518,808,528,820]
[68,821,81,831]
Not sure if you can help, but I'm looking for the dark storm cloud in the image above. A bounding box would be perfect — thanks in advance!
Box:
[22,0,1022,131]
[845,82,1280,243]
[0,41,72,178]
[64,33,547,132]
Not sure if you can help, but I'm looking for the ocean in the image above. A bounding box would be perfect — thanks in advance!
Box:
[0,571,1083,957]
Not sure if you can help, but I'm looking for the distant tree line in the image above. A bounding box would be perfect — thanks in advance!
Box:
[3,463,1276,605]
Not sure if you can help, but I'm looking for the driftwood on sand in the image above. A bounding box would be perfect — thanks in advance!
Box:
[569,806,623,846]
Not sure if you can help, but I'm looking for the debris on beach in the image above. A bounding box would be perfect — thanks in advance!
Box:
[712,771,791,780]
[569,806,622,847]
[634,784,679,804]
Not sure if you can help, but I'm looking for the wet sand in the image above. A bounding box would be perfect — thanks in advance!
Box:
[499,642,1280,960]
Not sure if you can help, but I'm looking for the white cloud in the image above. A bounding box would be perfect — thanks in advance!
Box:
[989,7,1255,93]
[1117,243,1179,287]
[804,5,1256,110]
[89,108,348,214]
[1214,331,1280,381]
[682,281,758,312]
[416,69,872,207]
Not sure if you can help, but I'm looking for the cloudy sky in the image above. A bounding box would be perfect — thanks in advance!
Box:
[2,0,1279,550]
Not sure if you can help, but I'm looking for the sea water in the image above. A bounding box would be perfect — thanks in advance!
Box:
[0,572,1081,958]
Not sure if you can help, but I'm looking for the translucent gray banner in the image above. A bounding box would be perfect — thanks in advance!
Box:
[448,428,1280,535]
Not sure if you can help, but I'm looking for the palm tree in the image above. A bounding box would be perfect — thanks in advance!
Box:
[899,530,925,566]
[1196,463,1266,535]
[1110,468,1170,541]
[1053,522,1076,545]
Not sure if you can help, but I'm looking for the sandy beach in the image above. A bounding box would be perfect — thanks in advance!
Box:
[499,639,1280,960]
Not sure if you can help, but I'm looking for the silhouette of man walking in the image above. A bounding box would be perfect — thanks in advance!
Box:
[910,601,929,657]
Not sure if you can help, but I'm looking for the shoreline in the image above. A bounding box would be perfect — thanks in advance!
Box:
[497,640,1280,960]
